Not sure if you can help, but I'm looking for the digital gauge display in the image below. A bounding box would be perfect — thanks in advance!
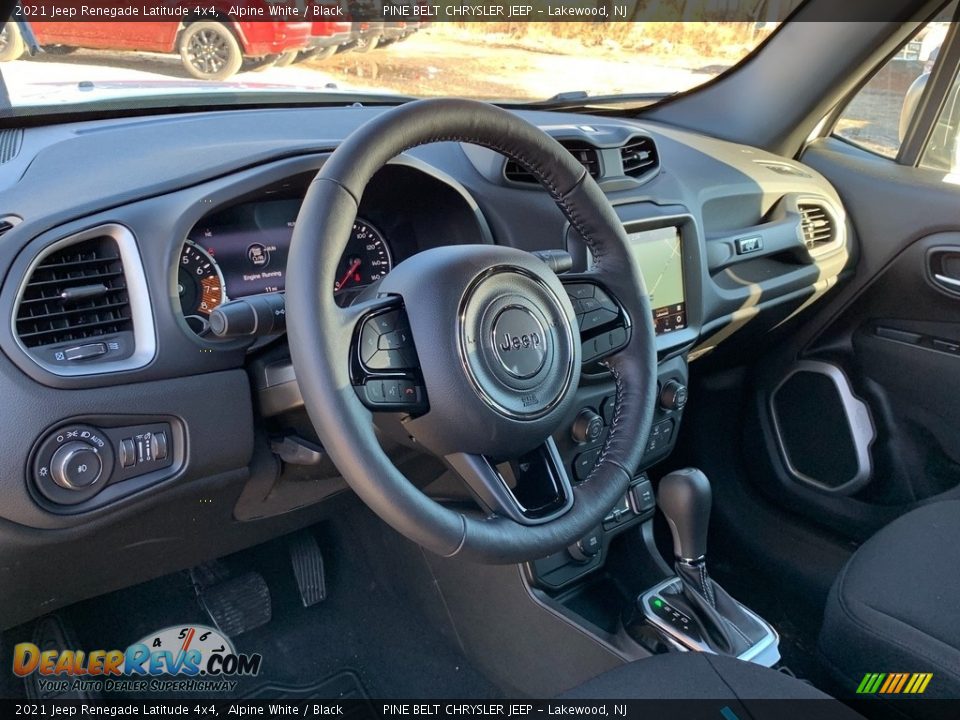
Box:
[178,198,393,334]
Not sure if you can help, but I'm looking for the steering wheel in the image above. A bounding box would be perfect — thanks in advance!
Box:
[286,99,657,564]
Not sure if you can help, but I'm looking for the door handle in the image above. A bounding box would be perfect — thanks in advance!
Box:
[928,247,960,297]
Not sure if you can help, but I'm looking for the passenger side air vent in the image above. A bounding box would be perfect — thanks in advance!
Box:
[799,203,836,250]
[504,140,601,184]
[15,235,132,348]
[619,136,659,179]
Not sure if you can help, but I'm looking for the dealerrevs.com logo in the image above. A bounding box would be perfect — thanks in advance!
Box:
[12,625,261,694]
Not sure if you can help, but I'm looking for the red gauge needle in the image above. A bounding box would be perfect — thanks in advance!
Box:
[335,259,362,291]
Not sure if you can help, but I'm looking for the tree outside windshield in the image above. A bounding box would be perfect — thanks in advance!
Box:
[0,4,802,110]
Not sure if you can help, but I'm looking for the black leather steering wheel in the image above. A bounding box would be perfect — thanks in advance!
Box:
[286,98,657,564]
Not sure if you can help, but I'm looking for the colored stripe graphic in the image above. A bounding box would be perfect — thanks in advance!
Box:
[857,672,932,694]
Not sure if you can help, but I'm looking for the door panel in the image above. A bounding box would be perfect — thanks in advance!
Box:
[742,138,960,541]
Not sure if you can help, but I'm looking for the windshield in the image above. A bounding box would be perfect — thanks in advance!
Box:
[0,11,796,115]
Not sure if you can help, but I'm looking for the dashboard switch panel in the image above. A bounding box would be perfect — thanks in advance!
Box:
[32,420,176,508]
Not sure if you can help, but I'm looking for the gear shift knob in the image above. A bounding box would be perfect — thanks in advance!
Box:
[657,468,711,562]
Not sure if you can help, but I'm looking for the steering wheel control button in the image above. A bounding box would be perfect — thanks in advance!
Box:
[564,282,630,365]
[50,442,102,489]
[571,409,604,445]
[492,306,548,379]
[358,307,420,373]
[565,283,596,301]
[573,447,601,481]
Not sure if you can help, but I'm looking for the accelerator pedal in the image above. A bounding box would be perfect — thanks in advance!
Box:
[288,530,327,607]
[190,562,272,639]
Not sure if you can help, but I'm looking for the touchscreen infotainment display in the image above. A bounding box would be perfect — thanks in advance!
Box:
[627,226,687,335]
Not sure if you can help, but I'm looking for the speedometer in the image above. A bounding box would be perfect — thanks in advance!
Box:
[178,240,226,335]
[333,219,393,293]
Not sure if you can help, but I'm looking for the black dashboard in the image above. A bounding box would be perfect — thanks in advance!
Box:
[0,104,852,627]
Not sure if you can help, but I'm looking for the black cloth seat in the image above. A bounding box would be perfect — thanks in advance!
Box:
[561,652,834,701]
[819,500,960,699]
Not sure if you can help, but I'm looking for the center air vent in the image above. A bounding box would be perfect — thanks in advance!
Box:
[620,136,659,179]
[799,203,836,250]
[15,236,131,348]
[504,140,601,184]
[10,224,155,377]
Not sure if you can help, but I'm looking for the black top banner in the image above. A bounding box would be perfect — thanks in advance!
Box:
[6,0,951,23]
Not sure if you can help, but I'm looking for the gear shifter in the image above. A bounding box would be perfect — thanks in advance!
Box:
[657,468,711,562]
[631,468,779,665]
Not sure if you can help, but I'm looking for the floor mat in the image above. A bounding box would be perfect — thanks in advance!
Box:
[243,669,369,700]
[3,513,502,701]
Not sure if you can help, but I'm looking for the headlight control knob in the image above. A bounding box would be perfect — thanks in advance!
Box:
[33,424,114,505]
[50,441,103,490]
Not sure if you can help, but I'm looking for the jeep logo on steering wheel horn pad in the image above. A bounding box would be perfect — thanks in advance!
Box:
[492,306,548,379]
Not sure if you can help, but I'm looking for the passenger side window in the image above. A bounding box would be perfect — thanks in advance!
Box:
[833,8,954,160]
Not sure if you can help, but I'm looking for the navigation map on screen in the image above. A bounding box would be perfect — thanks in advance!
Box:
[627,226,687,335]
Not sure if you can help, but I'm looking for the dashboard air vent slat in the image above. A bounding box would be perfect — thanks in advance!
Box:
[799,203,835,250]
[504,140,601,184]
[15,236,132,348]
[0,129,24,164]
[619,136,659,179]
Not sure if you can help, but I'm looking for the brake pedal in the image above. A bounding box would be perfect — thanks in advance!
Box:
[288,531,327,607]
[191,567,272,639]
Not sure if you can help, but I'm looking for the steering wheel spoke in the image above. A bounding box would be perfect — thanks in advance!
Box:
[445,438,574,526]
[561,277,632,365]
[344,298,429,414]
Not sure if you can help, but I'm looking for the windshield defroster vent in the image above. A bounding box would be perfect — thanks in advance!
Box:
[620,136,659,179]
[504,140,601,184]
[799,203,836,250]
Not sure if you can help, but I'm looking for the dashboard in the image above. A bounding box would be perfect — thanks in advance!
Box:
[0,104,852,628]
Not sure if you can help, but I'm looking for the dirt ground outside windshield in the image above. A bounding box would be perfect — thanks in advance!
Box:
[5,23,777,103]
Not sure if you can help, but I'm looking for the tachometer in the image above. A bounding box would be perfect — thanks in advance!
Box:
[178,240,227,335]
[333,219,393,293]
